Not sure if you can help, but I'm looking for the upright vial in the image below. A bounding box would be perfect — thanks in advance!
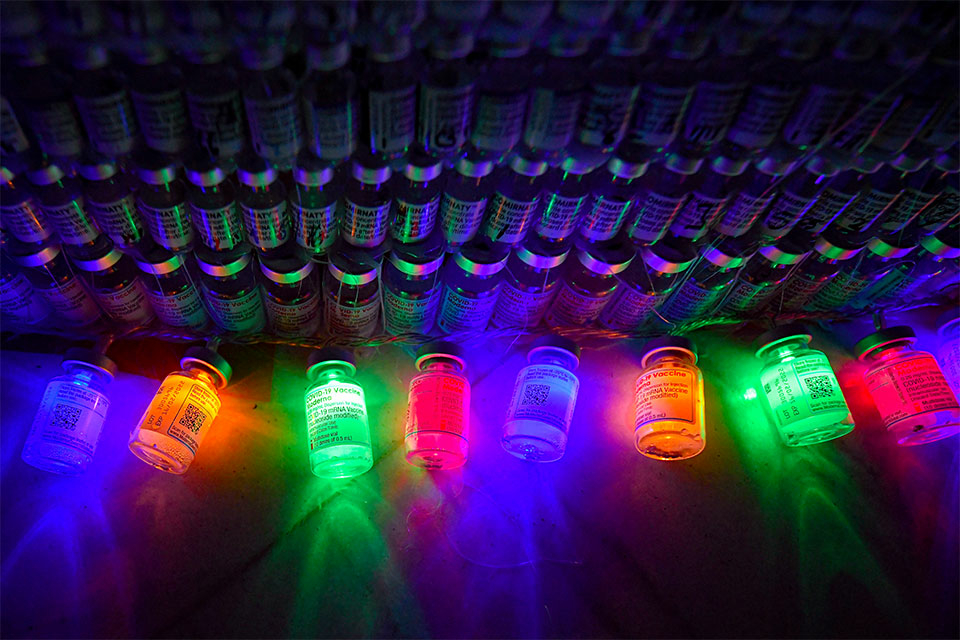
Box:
[11,242,101,325]
[0,255,50,325]
[755,324,854,446]
[240,41,304,170]
[323,246,381,338]
[129,346,232,474]
[535,156,596,244]
[936,312,960,397]
[634,336,706,460]
[0,166,51,244]
[133,150,195,253]
[492,238,569,329]
[78,154,145,249]
[127,44,191,155]
[580,148,649,243]
[71,238,155,326]
[303,347,374,478]
[183,44,247,161]
[855,326,960,446]
[185,154,245,252]
[436,240,509,333]
[391,148,443,243]
[716,235,809,316]
[195,245,267,334]
[405,341,471,469]
[71,44,139,156]
[26,158,100,248]
[360,32,418,160]
[625,155,700,245]
[545,241,635,327]
[381,240,445,335]
[342,152,392,248]
[481,151,548,246]
[302,37,357,163]
[418,30,476,158]
[21,348,116,475]
[470,36,531,155]
[439,149,495,248]
[134,245,210,330]
[502,335,581,462]
[657,236,745,324]
[260,255,321,337]
[236,154,291,252]
[290,150,341,259]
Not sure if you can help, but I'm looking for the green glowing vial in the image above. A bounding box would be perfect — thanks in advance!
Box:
[755,323,854,446]
[304,347,374,478]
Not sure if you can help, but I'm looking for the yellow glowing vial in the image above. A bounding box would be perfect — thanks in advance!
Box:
[634,336,706,460]
[128,347,231,474]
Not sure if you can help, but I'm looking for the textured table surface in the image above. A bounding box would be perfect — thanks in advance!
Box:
[2,309,957,638]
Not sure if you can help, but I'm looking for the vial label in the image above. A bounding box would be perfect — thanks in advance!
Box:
[1,96,30,153]
[916,191,958,230]
[782,85,852,148]
[918,99,959,149]
[537,193,588,240]
[142,376,221,455]
[508,364,578,433]
[190,202,245,251]
[548,282,612,326]
[37,278,100,324]
[382,286,441,335]
[304,99,357,161]
[418,84,474,154]
[92,279,153,325]
[683,81,745,145]
[342,199,390,247]
[670,192,727,239]
[761,191,814,234]
[831,93,900,152]
[794,188,856,235]
[881,187,937,232]
[580,196,633,242]
[715,190,774,236]
[305,381,369,452]
[864,355,959,429]
[0,272,48,323]
[239,201,290,250]
[727,84,800,149]
[629,191,686,241]
[811,271,870,310]
[0,200,50,242]
[87,194,143,247]
[761,354,848,428]
[523,88,581,151]
[578,83,638,148]
[938,340,960,396]
[405,372,469,437]
[471,91,527,151]
[29,380,110,459]
[635,366,695,426]
[42,200,100,245]
[491,282,556,329]
[779,275,829,310]
[145,286,208,329]
[859,269,917,305]
[440,194,487,245]
[324,295,379,337]
[26,100,85,157]
[264,294,320,337]
[293,201,339,252]
[659,280,723,323]
[205,287,266,333]
[392,195,439,243]
[187,90,246,158]
[872,99,937,153]
[598,286,664,330]
[720,279,773,315]
[245,94,303,165]
[367,86,417,155]
[483,192,539,245]
[833,189,897,233]
[74,91,139,155]
[437,286,498,333]
[139,202,195,250]
[629,84,691,148]
[131,88,190,153]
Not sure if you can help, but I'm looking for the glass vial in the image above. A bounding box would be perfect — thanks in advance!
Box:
[470,36,531,155]
[21,348,116,475]
[657,237,745,325]
[405,341,470,469]
[391,148,443,243]
[578,148,649,243]
[290,150,341,259]
[342,153,392,248]
[303,346,374,478]
[133,150,195,253]
[134,246,210,331]
[381,242,445,335]
[436,240,509,333]
[183,45,247,161]
[1,165,52,244]
[535,156,596,244]
[481,151,548,247]
[236,154,291,253]
[26,159,101,248]
[323,247,381,338]
[185,154,246,252]
[755,324,854,446]
[418,30,476,159]
[302,37,357,163]
[195,245,267,334]
[127,44,191,155]
[936,312,960,397]
[71,239,155,326]
[360,32,418,160]
[71,44,139,157]
[716,235,809,317]
[0,256,50,325]
[129,346,232,474]
[240,42,304,170]
[11,242,101,325]
[439,149,495,249]
[260,256,321,338]
[522,33,588,161]
[634,336,706,460]
[492,238,569,330]
[502,335,581,462]
[625,155,700,245]
[855,326,960,446]
[545,241,635,327]
[78,154,145,249]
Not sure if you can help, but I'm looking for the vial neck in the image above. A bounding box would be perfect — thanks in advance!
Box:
[531,354,576,370]
[868,343,913,363]
[764,339,809,362]
[647,353,694,367]
[312,365,353,384]
[185,367,219,389]
[420,360,461,374]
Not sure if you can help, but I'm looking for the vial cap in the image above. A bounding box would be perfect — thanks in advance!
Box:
[640,335,697,367]
[134,247,183,275]
[560,156,597,175]
[12,243,61,267]
[260,257,314,283]
[755,146,799,176]
[814,230,867,259]
[889,150,928,173]
[71,247,124,272]
[547,32,591,57]
[576,244,635,275]
[185,155,229,187]
[196,247,253,277]
[641,237,698,273]
[415,340,466,370]
[755,323,814,358]
[664,151,704,175]
[26,162,67,186]
[711,150,750,177]
[306,38,350,71]
[515,244,569,270]
[758,238,809,265]
[936,311,959,338]
[181,346,232,388]
[804,154,844,178]
[404,147,443,182]
[851,152,885,174]
[62,347,118,380]
[919,228,960,258]
[933,150,959,173]
[509,153,548,177]
[328,250,379,285]
[454,243,509,276]
[607,152,649,180]
[866,234,916,259]
[430,31,474,59]
[455,153,495,178]
[78,153,120,180]
[237,156,279,187]
[370,32,412,62]
[388,251,444,277]
[307,346,357,376]
[135,150,179,185]
[528,334,581,366]
[854,326,917,360]
[352,155,392,184]
[240,42,285,70]
[294,150,335,186]
[700,243,743,269]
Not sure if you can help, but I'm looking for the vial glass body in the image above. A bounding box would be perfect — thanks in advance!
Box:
[304,364,374,478]
[634,352,705,460]
[137,177,195,253]
[187,179,245,252]
[405,359,470,469]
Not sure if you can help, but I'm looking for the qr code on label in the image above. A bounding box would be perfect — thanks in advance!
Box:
[803,375,834,400]
[52,404,81,430]
[522,384,550,406]
[178,404,206,433]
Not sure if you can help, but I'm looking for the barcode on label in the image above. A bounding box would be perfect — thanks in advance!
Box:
[179,403,206,433]
[52,404,82,430]
[803,375,834,400]
[522,384,550,406]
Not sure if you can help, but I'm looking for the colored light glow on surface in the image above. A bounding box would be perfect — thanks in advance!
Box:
[743,388,758,400]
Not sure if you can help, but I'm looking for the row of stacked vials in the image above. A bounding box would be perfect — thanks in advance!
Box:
[17,317,960,479]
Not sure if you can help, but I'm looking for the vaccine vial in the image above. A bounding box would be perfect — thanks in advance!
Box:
[418,30,476,158]
[713,153,789,237]
[546,240,635,327]
[195,245,267,334]
[906,158,958,234]
[879,163,940,233]
[185,154,245,252]
[634,336,706,460]
[755,324,854,446]
[481,151,548,246]
[856,226,959,307]
[1,166,51,244]
[626,36,697,152]
[580,148,649,243]
[405,340,471,469]
[71,44,139,156]
[0,256,50,325]
[492,238,569,330]
[439,149,495,249]
[71,238,155,326]
[323,246,381,338]
[657,237,745,325]
[502,335,581,462]
[391,148,442,243]
[381,241,445,335]
[236,154,291,253]
[598,238,697,331]
[303,346,374,478]
[260,256,321,338]
[757,155,838,241]
[717,235,809,317]
[522,33,588,160]
[342,152,392,248]
[127,44,190,155]
[26,159,100,248]
[21,348,116,475]
[133,150,195,253]
[11,49,86,161]
[470,35,531,155]
[129,346,232,474]
[240,41,304,170]
[774,231,865,312]
[78,154,145,249]
[855,326,960,446]
[625,154,700,245]
[936,312,960,397]
[183,45,247,161]
[302,37,357,163]
[11,242,101,325]
[290,150,341,259]
[134,246,210,331]
[820,160,901,239]
[436,239,509,333]
[360,32,418,160]
[534,156,595,244]
[779,43,854,152]
[669,154,747,241]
